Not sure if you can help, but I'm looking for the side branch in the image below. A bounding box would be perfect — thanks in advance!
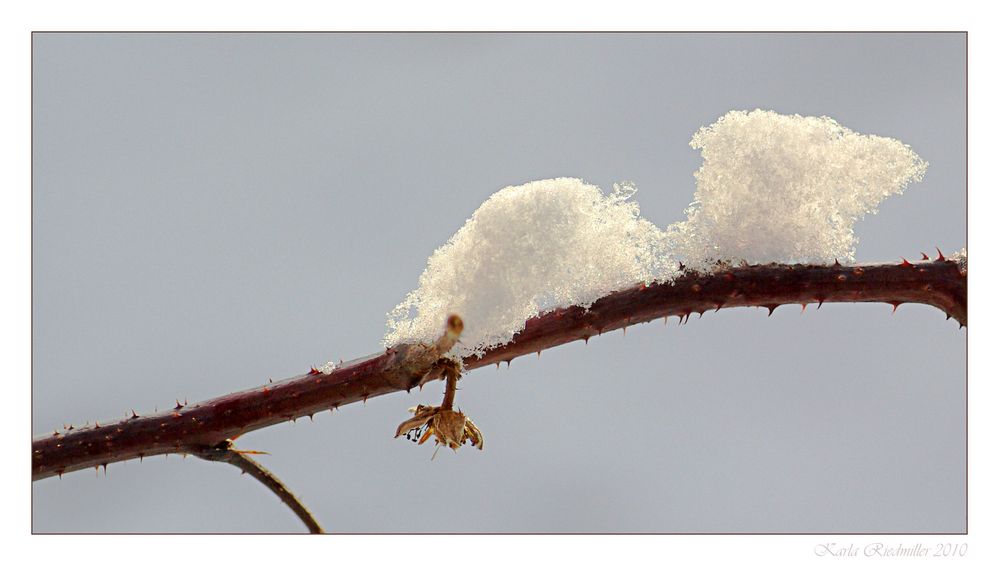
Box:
[33,257,966,480]
[191,441,323,534]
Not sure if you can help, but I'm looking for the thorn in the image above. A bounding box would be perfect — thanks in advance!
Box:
[308,414,314,422]
[584,335,590,344]
[816,297,825,309]
[537,350,541,358]
[934,247,946,261]
[268,378,273,383]
[130,410,139,419]
[945,313,952,321]
[505,360,511,368]
[495,362,500,369]
[175,400,184,410]
[900,257,914,267]
[102,463,107,476]
[57,470,63,479]
[622,326,627,336]
[921,252,930,260]
[139,453,144,462]
[800,303,807,313]
[765,304,779,317]
[677,261,685,271]
[94,421,100,429]
[53,430,60,437]
[309,366,319,375]
[834,258,841,267]
[715,302,724,312]
[362,394,369,404]
[890,301,902,314]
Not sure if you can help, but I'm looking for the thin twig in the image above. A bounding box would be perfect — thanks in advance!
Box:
[191,440,323,534]
[33,257,966,481]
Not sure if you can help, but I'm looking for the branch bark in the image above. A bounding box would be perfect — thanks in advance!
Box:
[33,257,966,481]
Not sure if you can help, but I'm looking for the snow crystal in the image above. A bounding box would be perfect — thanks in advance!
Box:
[384,110,928,354]
[384,178,676,358]
[950,247,967,274]
[316,361,338,375]
[667,110,927,267]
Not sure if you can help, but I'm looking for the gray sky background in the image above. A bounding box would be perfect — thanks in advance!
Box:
[32,33,966,533]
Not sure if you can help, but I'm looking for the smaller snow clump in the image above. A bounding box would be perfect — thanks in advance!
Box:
[667,110,927,267]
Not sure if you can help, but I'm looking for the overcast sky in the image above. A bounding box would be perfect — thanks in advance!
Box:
[33,32,966,533]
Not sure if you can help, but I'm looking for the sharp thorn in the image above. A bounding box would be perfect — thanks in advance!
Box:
[900,257,914,267]
[936,247,946,261]
[765,304,779,317]
[920,252,930,260]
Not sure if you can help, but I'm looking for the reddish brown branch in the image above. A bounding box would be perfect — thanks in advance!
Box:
[33,257,966,481]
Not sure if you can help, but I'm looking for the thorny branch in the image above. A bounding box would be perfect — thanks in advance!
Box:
[33,255,966,530]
